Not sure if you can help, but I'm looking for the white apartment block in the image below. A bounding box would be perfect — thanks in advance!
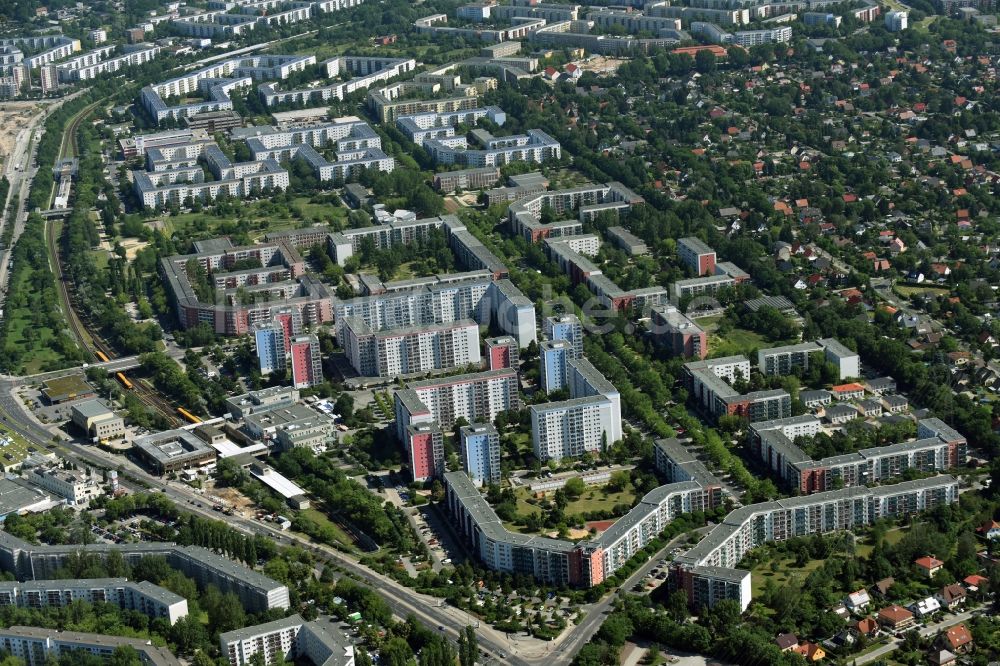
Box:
[425,129,561,168]
[530,395,617,461]
[394,368,520,440]
[342,317,481,377]
[220,615,354,666]
[0,579,188,625]
[259,56,416,107]
[56,45,160,82]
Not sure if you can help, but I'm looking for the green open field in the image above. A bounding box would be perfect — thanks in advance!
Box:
[855,526,908,558]
[751,556,828,598]
[160,196,349,240]
[698,316,796,358]
[297,507,357,550]
[510,484,636,525]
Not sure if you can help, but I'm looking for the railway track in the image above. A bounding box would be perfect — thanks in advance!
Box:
[45,108,183,429]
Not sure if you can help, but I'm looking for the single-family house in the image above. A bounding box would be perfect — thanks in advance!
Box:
[877,605,915,630]
[916,556,945,578]
[912,596,941,617]
[845,590,871,612]
[943,624,973,653]
[938,584,966,610]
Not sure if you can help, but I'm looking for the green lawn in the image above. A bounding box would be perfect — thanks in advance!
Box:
[856,526,908,558]
[297,507,356,550]
[512,484,636,522]
[708,327,793,359]
[160,196,349,241]
[751,556,829,598]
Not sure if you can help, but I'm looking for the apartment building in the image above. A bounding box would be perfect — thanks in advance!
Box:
[0,627,180,666]
[678,237,717,275]
[0,579,187,625]
[433,166,501,193]
[651,305,707,359]
[819,337,860,380]
[671,274,735,301]
[540,340,573,393]
[393,368,520,440]
[406,423,444,482]
[484,336,519,370]
[756,341,822,376]
[289,335,322,389]
[460,423,501,486]
[543,314,584,359]
[342,317,481,377]
[220,615,354,666]
[530,396,617,461]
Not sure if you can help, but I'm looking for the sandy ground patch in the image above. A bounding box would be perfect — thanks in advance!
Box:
[0,102,46,169]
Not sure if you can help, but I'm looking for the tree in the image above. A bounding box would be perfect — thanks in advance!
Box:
[381,638,413,666]
[458,625,478,666]
[667,589,690,623]
[564,476,586,499]
[695,49,717,73]
[596,613,633,647]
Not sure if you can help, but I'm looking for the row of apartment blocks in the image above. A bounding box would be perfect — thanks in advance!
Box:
[671,475,959,611]
[510,182,645,242]
[54,44,160,82]
[444,468,720,590]
[366,74,492,124]
[396,106,508,146]
[0,36,80,68]
[545,235,669,313]
[528,20,686,56]
[259,56,416,107]
[171,0,364,38]
[682,339,859,417]
[220,614,355,666]
[424,127,561,168]
[750,414,967,494]
[0,531,289,613]
[445,459,960,612]
[241,118,395,185]
[690,21,792,46]
[269,213,506,279]
[0,626,181,666]
[133,141,290,209]
[333,271,536,349]
[533,354,623,460]
[159,236,334,336]
[0,578,188,625]
[141,54,316,122]
[253,318,324,388]
[414,13,548,43]
[684,355,792,421]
